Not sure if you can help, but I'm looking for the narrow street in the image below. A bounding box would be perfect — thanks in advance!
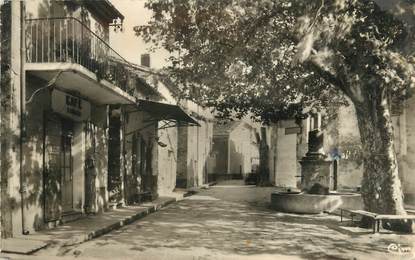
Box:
[30,181,414,260]
[2,1,415,260]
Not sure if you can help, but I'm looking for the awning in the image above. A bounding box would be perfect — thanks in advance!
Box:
[136,99,200,128]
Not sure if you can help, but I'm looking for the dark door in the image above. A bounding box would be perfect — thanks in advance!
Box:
[333,160,338,191]
[138,136,147,192]
[44,115,74,221]
[132,134,141,187]
[108,113,122,202]
[61,120,74,213]
[84,123,97,213]
[44,114,63,221]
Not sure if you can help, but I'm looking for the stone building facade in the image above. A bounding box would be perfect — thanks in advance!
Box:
[176,102,214,188]
[208,121,259,180]
[323,101,415,201]
[119,62,213,192]
[0,0,199,238]
[267,120,303,188]
[1,0,133,238]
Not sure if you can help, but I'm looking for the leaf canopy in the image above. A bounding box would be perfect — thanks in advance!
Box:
[135,0,415,123]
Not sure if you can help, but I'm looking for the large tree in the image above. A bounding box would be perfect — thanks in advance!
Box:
[136,0,415,231]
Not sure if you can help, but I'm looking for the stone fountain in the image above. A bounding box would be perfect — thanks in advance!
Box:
[299,129,332,193]
[270,126,363,214]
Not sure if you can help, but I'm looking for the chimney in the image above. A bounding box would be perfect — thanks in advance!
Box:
[141,53,151,67]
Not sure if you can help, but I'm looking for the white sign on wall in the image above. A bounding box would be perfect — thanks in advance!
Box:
[51,89,91,122]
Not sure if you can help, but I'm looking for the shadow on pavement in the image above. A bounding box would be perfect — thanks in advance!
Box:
[74,189,406,260]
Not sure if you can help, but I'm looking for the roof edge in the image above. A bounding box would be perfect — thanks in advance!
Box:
[83,0,124,22]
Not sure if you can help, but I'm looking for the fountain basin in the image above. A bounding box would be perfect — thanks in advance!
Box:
[270,191,363,214]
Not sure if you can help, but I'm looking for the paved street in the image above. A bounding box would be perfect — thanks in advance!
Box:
[26,181,414,260]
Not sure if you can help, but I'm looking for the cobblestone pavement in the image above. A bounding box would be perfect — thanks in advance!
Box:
[29,181,415,260]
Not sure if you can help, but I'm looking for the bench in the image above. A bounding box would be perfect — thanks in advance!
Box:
[340,209,377,223]
[340,209,378,233]
[340,208,415,233]
[406,209,415,215]
[374,214,415,233]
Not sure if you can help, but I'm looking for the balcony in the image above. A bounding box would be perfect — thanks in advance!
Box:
[25,17,135,105]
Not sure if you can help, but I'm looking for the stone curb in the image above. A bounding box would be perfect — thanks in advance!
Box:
[61,198,176,247]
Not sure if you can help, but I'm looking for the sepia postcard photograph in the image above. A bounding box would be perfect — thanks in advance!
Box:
[0,0,415,259]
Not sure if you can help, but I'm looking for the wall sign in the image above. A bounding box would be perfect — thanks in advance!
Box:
[52,89,91,122]
[285,127,301,135]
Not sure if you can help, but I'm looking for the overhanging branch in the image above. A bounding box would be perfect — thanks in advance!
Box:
[307,59,363,106]
[26,71,62,104]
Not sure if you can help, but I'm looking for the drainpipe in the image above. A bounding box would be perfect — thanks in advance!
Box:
[19,1,28,235]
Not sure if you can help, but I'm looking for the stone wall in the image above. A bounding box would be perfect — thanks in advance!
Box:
[268,120,300,188]
[334,105,363,189]
[22,75,49,234]
[318,104,363,190]
[228,125,255,176]
[176,126,188,188]
[123,110,157,201]
[84,106,108,213]
[209,136,228,175]
[210,122,258,178]
[21,74,110,232]
[157,124,178,196]
[1,1,24,237]
[25,0,110,42]
[400,95,415,204]
[321,102,405,191]
[177,119,213,188]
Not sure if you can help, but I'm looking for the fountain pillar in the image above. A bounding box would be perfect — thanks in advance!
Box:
[300,128,332,192]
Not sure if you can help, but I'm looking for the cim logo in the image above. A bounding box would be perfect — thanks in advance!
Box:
[387,243,414,256]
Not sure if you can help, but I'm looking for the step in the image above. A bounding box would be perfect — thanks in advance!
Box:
[108,201,124,210]
[61,211,84,224]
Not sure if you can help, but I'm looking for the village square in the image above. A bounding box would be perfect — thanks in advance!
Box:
[0,0,415,259]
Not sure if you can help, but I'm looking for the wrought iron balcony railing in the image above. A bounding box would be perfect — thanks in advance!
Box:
[25,17,132,94]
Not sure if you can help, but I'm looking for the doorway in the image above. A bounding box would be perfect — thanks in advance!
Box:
[332,160,338,191]
[61,120,74,213]
[128,133,145,203]
[44,114,74,221]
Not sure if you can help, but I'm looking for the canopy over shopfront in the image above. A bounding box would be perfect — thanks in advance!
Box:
[135,99,200,129]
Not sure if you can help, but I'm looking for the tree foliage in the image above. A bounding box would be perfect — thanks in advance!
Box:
[137,1,415,228]
[136,0,415,122]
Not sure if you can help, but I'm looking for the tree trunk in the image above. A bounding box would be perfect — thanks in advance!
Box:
[354,86,411,232]
[258,127,271,186]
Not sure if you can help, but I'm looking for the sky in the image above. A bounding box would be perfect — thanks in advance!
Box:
[109,0,414,69]
[110,0,170,69]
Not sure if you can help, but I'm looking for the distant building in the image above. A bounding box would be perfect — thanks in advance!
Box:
[208,121,259,181]
[322,99,415,200]
[267,120,303,188]
[175,102,214,188]
[124,62,214,191]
